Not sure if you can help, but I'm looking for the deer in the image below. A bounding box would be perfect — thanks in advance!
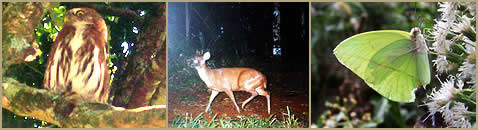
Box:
[193,51,271,114]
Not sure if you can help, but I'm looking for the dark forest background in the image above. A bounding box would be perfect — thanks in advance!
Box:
[168,2,309,128]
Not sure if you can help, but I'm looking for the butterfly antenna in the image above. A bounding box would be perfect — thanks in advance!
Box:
[413,2,425,29]
[414,2,418,27]
[416,3,422,28]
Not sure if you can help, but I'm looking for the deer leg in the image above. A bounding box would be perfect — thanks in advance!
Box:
[224,90,241,113]
[256,87,271,114]
[242,92,258,109]
[266,95,270,114]
[205,90,220,112]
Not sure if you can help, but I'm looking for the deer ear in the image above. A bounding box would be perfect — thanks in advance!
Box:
[204,52,211,60]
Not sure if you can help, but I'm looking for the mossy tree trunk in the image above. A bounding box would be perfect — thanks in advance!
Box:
[2,2,49,69]
[110,4,167,109]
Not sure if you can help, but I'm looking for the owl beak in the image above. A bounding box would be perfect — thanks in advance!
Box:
[63,16,69,23]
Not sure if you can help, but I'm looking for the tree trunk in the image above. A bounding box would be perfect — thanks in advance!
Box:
[2,2,50,69]
[111,4,167,109]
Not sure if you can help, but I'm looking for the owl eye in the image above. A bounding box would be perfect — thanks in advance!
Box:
[74,10,85,16]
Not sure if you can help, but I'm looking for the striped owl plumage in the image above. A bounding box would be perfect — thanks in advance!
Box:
[44,8,110,103]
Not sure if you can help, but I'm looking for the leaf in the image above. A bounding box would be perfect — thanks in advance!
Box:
[333,29,430,102]
[48,5,66,30]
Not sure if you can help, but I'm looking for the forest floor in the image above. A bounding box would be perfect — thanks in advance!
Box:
[168,72,309,128]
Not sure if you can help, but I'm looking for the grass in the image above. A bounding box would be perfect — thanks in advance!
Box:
[170,106,305,128]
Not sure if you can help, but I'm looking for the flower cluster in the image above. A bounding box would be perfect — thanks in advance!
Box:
[426,2,476,128]
[423,76,474,128]
[430,2,476,75]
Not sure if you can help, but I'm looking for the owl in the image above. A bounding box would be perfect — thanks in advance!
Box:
[43,8,110,104]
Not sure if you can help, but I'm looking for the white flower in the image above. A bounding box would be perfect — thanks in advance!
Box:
[424,76,472,128]
[310,124,318,128]
[336,112,346,121]
[426,2,475,128]
[458,44,476,85]
[454,34,475,46]
[438,2,457,24]
[324,119,336,128]
[446,103,472,128]
[423,77,456,120]
[456,79,465,89]
[432,55,451,73]
[424,76,459,117]
[431,76,459,102]
[464,43,476,54]
[465,2,476,16]
[458,62,476,82]
[423,100,442,120]
[429,20,451,54]
[451,15,473,34]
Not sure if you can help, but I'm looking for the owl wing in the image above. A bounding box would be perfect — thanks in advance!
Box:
[43,25,75,91]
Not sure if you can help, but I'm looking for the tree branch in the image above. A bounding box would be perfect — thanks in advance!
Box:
[2,78,166,128]
[62,3,144,24]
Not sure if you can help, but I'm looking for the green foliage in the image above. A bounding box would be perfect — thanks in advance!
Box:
[170,106,303,128]
[2,109,57,128]
[316,96,416,128]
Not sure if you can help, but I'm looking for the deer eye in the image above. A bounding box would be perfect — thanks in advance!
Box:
[74,10,85,16]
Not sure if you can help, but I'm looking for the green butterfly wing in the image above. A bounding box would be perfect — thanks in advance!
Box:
[333,30,422,102]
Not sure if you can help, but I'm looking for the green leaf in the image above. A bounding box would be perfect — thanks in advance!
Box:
[333,29,430,102]
[49,5,66,30]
